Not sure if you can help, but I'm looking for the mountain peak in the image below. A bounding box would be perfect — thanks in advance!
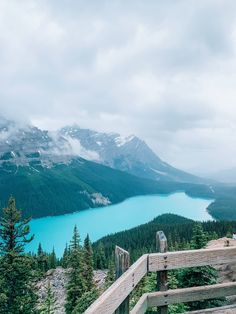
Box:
[0,120,202,183]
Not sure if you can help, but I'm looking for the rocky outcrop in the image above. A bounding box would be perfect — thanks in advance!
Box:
[36,267,108,314]
[36,267,69,314]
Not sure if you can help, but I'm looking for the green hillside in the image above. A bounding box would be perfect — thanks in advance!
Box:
[93,213,236,264]
[0,157,236,220]
[0,158,192,218]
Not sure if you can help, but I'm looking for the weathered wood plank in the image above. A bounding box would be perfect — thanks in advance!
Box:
[115,246,130,314]
[148,246,236,272]
[184,304,236,313]
[130,293,148,314]
[156,231,168,314]
[84,254,148,314]
[147,282,236,307]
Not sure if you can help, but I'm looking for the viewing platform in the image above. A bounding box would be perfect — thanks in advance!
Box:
[85,232,236,314]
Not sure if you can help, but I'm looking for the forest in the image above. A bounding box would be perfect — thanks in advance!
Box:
[1,197,236,313]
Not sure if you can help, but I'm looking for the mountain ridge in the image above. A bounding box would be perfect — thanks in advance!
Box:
[0,116,204,184]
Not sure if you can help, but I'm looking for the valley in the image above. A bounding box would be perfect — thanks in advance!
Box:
[27,192,213,257]
[0,117,235,222]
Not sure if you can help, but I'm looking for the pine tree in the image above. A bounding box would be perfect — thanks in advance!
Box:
[95,242,106,269]
[191,223,207,249]
[179,223,224,311]
[71,225,80,250]
[38,243,43,256]
[49,247,57,269]
[65,226,86,314]
[37,243,48,273]
[62,243,69,268]
[72,288,98,314]
[105,260,115,289]
[83,234,94,291]
[39,282,58,314]
[0,196,37,313]
[167,272,188,313]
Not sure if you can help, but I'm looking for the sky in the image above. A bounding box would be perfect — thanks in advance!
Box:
[0,0,236,174]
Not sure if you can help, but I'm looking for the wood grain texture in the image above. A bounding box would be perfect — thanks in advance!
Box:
[156,231,168,314]
[84,254,148,314]
[147,282,236,307]
[115,246,130,314]
[184,304,236,313]
[149,246,236,272]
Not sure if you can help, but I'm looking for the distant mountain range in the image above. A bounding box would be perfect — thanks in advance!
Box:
[0,116,216,218]
[59,126,205,183]
[0,117,203,183]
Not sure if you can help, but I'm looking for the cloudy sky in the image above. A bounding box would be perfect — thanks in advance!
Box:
[0,0,236,174]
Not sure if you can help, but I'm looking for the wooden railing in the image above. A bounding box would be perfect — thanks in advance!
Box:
[85,232,236,314]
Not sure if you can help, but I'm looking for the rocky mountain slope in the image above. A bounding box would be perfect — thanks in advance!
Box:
[0,117,215,218]
[0,157,193,218]
[36,267,107,314]
[0,117,202,183]
[60,126,203,183]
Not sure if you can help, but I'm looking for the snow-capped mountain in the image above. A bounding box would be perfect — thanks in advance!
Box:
[59,126,202,183]
[0,117,70,168]
[0,117,202,183]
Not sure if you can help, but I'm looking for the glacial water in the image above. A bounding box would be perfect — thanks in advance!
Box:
[27,192,213,257]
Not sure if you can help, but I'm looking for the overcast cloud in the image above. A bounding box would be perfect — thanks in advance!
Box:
[0,0,236,173]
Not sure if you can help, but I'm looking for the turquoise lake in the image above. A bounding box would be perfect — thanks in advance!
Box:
[27,192,213,257]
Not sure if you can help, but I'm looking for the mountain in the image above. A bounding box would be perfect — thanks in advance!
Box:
[0,117,217,218]
[0,157,198,218]
[93,213,236,264]
[0,118,202,183]
[208,167,236,184]
[59,126,203,183]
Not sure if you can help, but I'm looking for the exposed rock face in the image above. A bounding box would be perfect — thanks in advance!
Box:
[36,267,69,314]
[0,116,203,184]
[36,267,108,314]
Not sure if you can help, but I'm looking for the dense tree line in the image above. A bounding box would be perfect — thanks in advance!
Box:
[92,213,236,265]
[1,197,236,313]
[0,197,98,313]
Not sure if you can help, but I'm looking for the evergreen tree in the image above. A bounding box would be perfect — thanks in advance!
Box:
[37,243,48,273]
[178,223,223,311]
[0,196,37,313]
[65,226,86,314]
[62,243,69,268]
[105,260,115,289]
[39,282,58,314]
[49,247,57,269]
[167,272,188,313]
[83,234,94,291]
[71,226,80,250]
[190,223,207,249]
[71,288,98,314]
[38,243,43,256]
[95,242,106,269]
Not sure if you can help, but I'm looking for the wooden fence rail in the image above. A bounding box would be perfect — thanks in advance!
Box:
[131,282,236,314]
[85,254,148,314]
[148,246,236,272]
[85,232,236,314]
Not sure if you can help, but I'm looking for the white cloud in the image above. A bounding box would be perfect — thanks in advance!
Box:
[0,0,236,172]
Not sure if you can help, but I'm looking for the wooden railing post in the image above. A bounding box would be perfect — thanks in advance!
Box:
[115,246,130,314]
[156,231,168,314]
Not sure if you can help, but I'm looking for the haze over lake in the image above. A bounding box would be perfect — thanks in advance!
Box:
[27,192,213,257]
